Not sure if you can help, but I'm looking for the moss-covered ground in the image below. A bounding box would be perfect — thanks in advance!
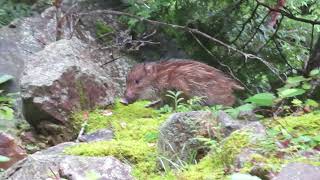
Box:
[65,101,320,180]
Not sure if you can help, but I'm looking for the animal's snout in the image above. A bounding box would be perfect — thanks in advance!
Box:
[120,97,129,105]
[120,90,136,105]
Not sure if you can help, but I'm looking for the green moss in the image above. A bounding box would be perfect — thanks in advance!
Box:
[67,100,170,179]
[72,100,163,134]
[179,131,251,180]
[75,79,89,110]
[240,153,283,174]
[273,113,320,136]
[238,113,320,175]
[68,102,320,179]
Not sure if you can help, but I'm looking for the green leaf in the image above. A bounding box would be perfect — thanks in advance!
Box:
[286,76,306,84]
[291,99,303,106]
[312,135,320,142]
[305,99,319,107]
[0,155,10,162]
[278,88,306,98]
[302,82,312,90]
[225,104,255,118]
[236,103,255,112]
[245,93,275,106]
[0,74,14,84]
[0,106,14,120]
[309,69,320,76]
[230,173,261,180]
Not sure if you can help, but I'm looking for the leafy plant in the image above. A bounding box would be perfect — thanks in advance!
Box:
[244,69,320,112]
[165,90,185,112]
[0,0,32,27]
[161,90,206,113]
[244,93,276,107]
[0,74,14,120]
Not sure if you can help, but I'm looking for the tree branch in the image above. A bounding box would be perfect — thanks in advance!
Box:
[231,4,259,44]
[256,15,284,53]
[241,11,271,50]
[80,9,284,81]
[256,0,320,25]
[189,31,251,92]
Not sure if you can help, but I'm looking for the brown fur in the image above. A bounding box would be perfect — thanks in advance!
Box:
[122,59,244,106]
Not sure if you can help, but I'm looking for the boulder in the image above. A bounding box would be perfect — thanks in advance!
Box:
[1,142,133,180]
[0,132,27,169]
[0,7,73,93]
[241,121,267,143]
[233,122,269,180]
[20,37,135,143]
[158,111,217,165]
[273,162,320,180]
[216,111,249,136]
[21,38,115,124]
[0,7,63,133]
[78,129,113,142]
[0,0,134,136]
[158,111,266,167]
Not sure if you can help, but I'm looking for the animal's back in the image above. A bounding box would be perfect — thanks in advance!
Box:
[154,60,243,106]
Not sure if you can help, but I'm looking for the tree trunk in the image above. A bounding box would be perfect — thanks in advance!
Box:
[306,35,320,73]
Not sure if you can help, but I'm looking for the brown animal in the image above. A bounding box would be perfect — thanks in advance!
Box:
[121,59,244,106]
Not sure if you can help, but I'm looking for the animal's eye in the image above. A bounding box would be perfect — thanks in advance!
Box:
[135,80,140,84]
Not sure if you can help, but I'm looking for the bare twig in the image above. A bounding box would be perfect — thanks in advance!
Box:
[80,10,284,81]
[189,31,251,92]
[241,11,271,50]
[75,111,89,142]
[142,29,157,39]
[231,4,260,44]
[273,39,295,73]
[48,167,60,180]
[256,15,284,53]
[256,0,320,25]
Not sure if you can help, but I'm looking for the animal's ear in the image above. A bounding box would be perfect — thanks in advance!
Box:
[144,63,156,75]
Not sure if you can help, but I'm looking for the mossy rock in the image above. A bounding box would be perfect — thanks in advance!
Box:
[68,100,170,179]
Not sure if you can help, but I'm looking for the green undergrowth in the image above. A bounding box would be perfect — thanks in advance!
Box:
[180,112,320,179]
[264,112,320,152]
[179,131,251,180]
[67,101,320,179]
[238,112,320,175]
[67,100,171,179]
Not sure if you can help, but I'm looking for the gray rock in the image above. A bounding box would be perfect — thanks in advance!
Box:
[21,38,115,124]
[238,110,258,121]
[235,148,258,169]
[0,7,63,132]
[0,0,134,136]
[230,173,261,180]
[34,142,76,156]
[0,7,73,93]
[233,122,267,168]
[20,37,135,143]
[216,111,250,137]
[1,142,133,180]
[19,38,129,143]
[273,162,320,180]
[158,111,216,166]
[242,122,267,143]
[79,129,113,142]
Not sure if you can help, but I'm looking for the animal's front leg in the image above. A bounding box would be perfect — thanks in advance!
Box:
[145,99,162,108]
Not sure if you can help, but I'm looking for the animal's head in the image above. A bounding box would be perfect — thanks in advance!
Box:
[121,63,157,105]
